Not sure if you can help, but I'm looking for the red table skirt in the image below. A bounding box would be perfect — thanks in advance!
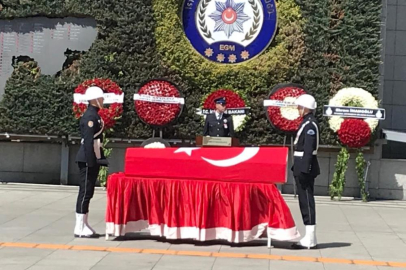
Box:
[106,173,300,243]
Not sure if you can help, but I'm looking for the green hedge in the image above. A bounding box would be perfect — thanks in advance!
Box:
[0,0,382,145]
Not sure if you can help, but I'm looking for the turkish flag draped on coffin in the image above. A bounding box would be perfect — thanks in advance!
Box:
[124,147,288,184]
[106,147,299,242]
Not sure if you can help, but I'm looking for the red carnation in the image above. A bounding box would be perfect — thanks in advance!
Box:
[338,119,371,148]
[203,89,246,109]
[72,78,123,130]
[267,86,306,133]
[135,80,183,127]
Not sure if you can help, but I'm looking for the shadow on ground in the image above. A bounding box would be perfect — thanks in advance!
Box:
[271,240,352,250]
[113,232,352,250]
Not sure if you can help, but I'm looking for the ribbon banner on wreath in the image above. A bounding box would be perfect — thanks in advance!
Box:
[325,87,384,202]
[134,79,184,127]
[324,105,385,120]
[72,78,124,130]
[264,83,307,134]
[197,89,250,132]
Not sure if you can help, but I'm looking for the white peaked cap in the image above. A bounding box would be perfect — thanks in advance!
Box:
[295,94,317,110]
[85,86,104,101]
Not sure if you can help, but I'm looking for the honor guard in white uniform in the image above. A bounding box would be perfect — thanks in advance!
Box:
[203,97,234,137]
[74,87,109,238]
[291,94,320,249]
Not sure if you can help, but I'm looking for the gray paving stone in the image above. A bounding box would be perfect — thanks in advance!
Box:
[317,231,361,244]
[0,247,54,267]
[18,235,74,245]
[357,232,406,248]
[91,266,153,270]
[168,243,222,252]
[320,243,373,260]
[34,250,108,267]
[323,263,379,270]
[2,185,406,270]
[377,267,405,270]
[28,266,91,270]
[93,253,161,269]
[0,264,35,270]
[269,260,324,270]
[213,257,269,270]
[153,255,215,270]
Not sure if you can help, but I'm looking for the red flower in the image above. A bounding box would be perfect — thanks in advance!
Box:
[203,89,246,109]
[135,80,182,126]
[267,86,306,133]
[338,119,371,148]
[72,78,123,130]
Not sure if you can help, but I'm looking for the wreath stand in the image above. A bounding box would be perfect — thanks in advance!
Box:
[152,128,163,139]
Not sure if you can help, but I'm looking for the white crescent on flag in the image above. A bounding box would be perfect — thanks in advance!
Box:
[174,147,260,167]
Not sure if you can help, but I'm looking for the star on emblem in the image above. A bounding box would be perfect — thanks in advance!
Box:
[228,54,237,63]
[241,50,250,60]
[205,48,214,57]
[217,53,225,62]
[209,0,251,38]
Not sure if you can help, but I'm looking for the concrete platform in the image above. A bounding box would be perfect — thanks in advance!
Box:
[0,183,406,270]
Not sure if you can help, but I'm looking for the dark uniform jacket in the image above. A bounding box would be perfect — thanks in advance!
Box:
[292,113,320,177]
[75,105,105,167]
[203,113,234,137]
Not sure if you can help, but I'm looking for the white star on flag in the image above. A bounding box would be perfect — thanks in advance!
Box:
[174,148,200,156]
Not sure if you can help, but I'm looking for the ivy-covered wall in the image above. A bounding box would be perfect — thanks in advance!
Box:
[0,0,382,145]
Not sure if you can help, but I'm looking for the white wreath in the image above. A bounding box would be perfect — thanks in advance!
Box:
[144,142,166,148]
[328,87,379,132]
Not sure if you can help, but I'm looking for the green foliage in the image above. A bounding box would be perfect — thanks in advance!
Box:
[0,61,76,135]
[98,136,111,187]
[356,150,369,202]
[329,146,349,200]
[295,0,382,145]
[153,0,306,144]
[0,0,382,145]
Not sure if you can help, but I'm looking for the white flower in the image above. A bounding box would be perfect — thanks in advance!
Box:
[232,114,247,132]
[280,97,300,120]
[365,119,379,131]
[144,142,166,148]
[328,87,379,132]
[329,117,344,132]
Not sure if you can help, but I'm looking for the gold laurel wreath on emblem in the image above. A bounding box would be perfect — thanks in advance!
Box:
[242,0,261,42]
[198,0,214,40]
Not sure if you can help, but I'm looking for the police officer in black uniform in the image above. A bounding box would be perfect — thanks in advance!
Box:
[203,97,234,137]
[74,86,109,238]
[291,94,320,249]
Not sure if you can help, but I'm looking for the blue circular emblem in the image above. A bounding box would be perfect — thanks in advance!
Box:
[182,0,277,64]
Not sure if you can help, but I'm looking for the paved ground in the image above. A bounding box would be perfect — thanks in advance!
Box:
[1,183,406,270]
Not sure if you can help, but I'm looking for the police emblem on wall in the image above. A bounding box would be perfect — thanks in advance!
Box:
[182,0,277,64]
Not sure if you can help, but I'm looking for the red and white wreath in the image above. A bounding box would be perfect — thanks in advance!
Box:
[134,79,184,127]
[199,89,249,132]
[327,87,379,148]
[264,84,307,134]
[73,78,124,130]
